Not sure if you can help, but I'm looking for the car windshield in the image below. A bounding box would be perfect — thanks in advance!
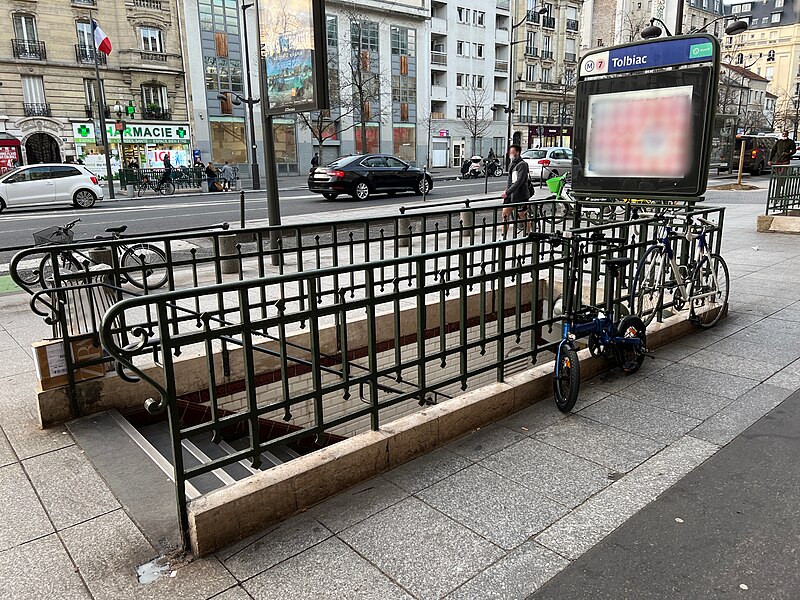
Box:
[1,167,23,181]
[326,156,360,168]
[522,150,547,159]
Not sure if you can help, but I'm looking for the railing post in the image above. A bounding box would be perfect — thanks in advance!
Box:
[398,217,411,248]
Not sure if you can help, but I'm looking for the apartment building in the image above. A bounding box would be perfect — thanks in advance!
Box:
[0,0,190,172]
[723,0,800,132]
[512,0,582,149]
[428,0,512,166]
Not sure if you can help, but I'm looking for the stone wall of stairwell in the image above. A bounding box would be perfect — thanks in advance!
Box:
[216,288,547,439]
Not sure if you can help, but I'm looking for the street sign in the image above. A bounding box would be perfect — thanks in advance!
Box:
[438,129,449,137]
[572,34,720,199]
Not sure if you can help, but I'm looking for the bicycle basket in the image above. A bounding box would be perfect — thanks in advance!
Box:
[546,174,566,195]
[33,226,74,246]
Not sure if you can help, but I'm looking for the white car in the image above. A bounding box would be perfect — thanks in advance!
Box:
[0,164,104,212]
[522,147,573,181]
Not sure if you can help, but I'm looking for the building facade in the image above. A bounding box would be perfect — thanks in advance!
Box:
[427,0,512,167]
[511,0,582,150]
[724,2,800,133]
[0,0,190,174]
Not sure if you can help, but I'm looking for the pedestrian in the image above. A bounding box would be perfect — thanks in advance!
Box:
[501,144,532,235]
[205,161,219,193]
[311,152,320,171]
[769,130,796,168]
[487,148,496,161]
[159,153,172,187]
[219,161,234,191]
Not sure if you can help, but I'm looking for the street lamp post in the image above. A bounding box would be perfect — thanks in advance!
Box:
[239,1,261,190]
[113,101,127,190]
[506,4,547,171]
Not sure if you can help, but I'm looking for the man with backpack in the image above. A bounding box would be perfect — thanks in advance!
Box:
[501,144,533,234]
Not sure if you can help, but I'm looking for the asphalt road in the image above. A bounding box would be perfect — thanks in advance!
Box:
[0,177,509,262]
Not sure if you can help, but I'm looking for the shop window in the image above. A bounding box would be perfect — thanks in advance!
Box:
[210,117,247,163]
[273,120,298,165]
[393,125,415,162]
[140,27,164,53]
[354,125,380,154]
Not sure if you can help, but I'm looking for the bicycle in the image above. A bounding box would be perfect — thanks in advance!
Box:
[134,173,176,197]
[531,230,650,412]
[29,219,168,290]
[630,215,729,329]
[539,171,622,227]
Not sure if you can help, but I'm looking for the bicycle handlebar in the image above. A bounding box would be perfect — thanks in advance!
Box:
[64,218,81,229]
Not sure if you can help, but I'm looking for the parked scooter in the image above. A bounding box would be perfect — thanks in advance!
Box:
[464,156,504,179]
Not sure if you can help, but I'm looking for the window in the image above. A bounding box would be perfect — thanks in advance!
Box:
[543,35,551,51]
[140,27,164,53]
[473,11,485,26]
[50,166,81,179]
[736,53,744,65]
[731,4,741,12]
[351,20,379,52]
[473,43,484,58]
[541,68,551,83]
[21,76,45,105]
[526,31,537,51]
[362,156,388,167]
[775,0,784,6]
[566,6,577,20]
[457,7,471,23]
[390,26,415,56]
[565,38,576,54]
[771,12,781,23]
[456,41,468,56]
[472,74,484,88]
[456,73,468,88]
[210,116,247,163]
[215,32,228,57]
[13,14,37,41]
[84,79,105,107]
[142,84,169,112]
[740,2,751,11]
[767,50,775,61]
[525,64,536,81]
[392,126,415,162]
[327,15,338,48]
[76,21,92,48]
[766,66,774,79]
[455,104,465,118]
[714,0,720,10]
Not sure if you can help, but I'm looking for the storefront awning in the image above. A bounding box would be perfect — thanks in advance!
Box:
[0,133,21,147]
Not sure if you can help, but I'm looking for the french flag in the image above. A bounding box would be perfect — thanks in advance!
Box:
[92,20,112,55]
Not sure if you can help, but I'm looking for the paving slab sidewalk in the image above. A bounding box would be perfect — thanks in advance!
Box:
[0,187,798,599]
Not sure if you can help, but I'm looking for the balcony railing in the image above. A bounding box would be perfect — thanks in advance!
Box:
[566,19,579,31]
[140,51,168,62]
[75,44,106,65]
[23,103,51,117]
[85,104,111,119]
[526,10,541,23]
[431,51,447,66]
[496,0,510,10]
[495,59,509,72]
[72,0,97,5]
[143,107,172,120]
[542,16,556,29]
[565,52,577,62]
[541,50,554,60]
[525,46,539,57]
[430,111,446,120]
[12,39,46,60]
[133,0,163,8]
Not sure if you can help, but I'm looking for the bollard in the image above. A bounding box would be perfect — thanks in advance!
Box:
[460,210,474,239]
[398,217,411,248]
[219,234,240,274]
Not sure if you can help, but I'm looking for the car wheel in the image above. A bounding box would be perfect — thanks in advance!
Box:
[73,189,97,208]
[352,180,371,200]
[752,162,764,176]
[322,192,338,200]
[414,176,432,195]
[0,198,5,213]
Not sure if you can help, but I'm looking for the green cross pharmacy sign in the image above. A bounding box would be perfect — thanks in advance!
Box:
[72,122,191,145]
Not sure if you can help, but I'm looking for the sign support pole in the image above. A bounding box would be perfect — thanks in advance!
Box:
[89,8,114,200]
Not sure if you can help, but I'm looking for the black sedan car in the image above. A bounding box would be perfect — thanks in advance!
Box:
[308,154,434,200]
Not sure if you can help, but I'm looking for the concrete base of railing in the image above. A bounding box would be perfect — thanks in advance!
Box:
[186,309,708,556]
[757,214,800,233]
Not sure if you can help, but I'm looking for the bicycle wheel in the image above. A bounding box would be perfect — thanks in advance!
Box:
[631,245,665,327]
[136,184,146,197]
[540,200,570,226]
[38,252,83,288]
[121,243,168,289]
[688,253,729,329]
[159,181,176,195]
[553,346,580,412]
[615,315,647,374]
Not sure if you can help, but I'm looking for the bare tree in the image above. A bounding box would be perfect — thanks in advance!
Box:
[457,86,493,157]
[616,9,650,44]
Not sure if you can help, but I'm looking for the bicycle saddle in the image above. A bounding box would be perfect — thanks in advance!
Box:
[105,226,128,234]
[603,257,632,270]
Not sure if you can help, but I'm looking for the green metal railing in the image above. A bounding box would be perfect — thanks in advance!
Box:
[120,166,205,189]
[766,164,800,215]
[94,202,726,549]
